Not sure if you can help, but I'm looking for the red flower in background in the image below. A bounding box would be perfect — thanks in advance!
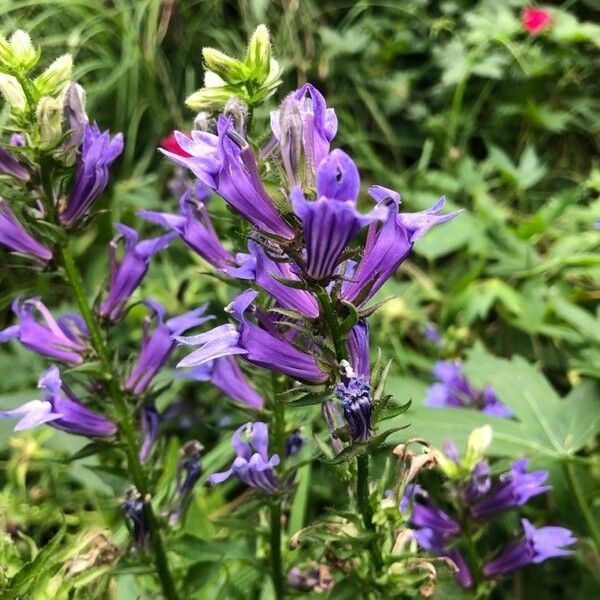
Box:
[522,7,553,34]
[160,132,191,158]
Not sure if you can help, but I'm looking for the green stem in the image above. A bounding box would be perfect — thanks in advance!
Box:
[269,376,285,599]
[357,453,383,571]
[315,287,348,362]
[59,241,179,600]
[563,461,600,551]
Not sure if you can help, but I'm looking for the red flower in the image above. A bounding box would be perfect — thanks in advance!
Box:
[159,132,191,158]
[522,7,553,34]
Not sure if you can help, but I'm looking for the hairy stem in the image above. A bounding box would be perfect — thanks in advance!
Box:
[38,155,178,599]
[270,376,286,599]
[59,241,179,600]
[357,453,383,572]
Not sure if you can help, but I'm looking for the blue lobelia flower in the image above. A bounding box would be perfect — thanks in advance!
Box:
[0,365,116,437]
[124,300,212,395]
[0,199,52,262]
[270,83,337,186]
[470,458,550,519]
[122,487,149,549]
[139,191,248,276]
[176,289,329,384]
[247,240,320,318]
[59,123,124,226]
[483,518,575,577]
[0,146,29,181]
[425,360,513,418]
[0,298,88,364]
[98,224,177,321]
[169,440,203,524]
[291,149,385,282]
[180,355,265,409]
[342,186,461,306]
[139,403,160,463]
[209,422,280,493]
[160,116,294,240]
[401,484,473,588]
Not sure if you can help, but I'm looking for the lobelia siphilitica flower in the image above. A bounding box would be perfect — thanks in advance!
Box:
[398,426,575,589]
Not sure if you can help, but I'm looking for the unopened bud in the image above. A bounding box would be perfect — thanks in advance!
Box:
[464,425,492,469]
[0,74,27,111]
[245,24,271,82]
[34,53,73,96]
[279,95,303,187]
[224,97,248,134]
[62,82,88,151]
[193,111,216,133]
[185,84,232,111]
[202,47,248,84]
[36,96,63,150]
[9,30,37,70]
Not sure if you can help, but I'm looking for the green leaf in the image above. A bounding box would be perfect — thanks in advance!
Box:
[387,347,600,458]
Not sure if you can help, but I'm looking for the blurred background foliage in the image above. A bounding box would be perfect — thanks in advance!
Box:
[0,0,599,598]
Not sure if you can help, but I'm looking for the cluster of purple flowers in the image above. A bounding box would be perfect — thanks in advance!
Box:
[401,448,574,586]
[145,83,460,492]
[425,360,513,418]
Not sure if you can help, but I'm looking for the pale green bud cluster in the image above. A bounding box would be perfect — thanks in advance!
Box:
[0,30,78,154]
[435,425,493,478]
[186,24,281,111]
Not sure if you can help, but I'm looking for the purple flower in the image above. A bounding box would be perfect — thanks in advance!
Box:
[176,289,329,384]
[0,199,52,261]
[285,429,305,457]
[347,320,370,379]
[342,186,461,305]
[464,460,492,502]
[181,355,264,409]
[425,360,513,418]
[248,240,319,318]
[470,458,550,519]
[98,225,176,321]
[423,322,442,345]
[122,487,149,548]
[124,300,212,395]
[335,377,372,442]
[291,150,385,281]
[139,403,159,463]
[59,123,124,226]
[483,518,575,577]
[0,298,88,364]
[0,365,116,437]
[402,484,472,587]
[401,484,462,536]
[415,528,474,588]
[209,422,280,493]
[161,117,294,240]
[0,146,29,180]
[271,83,337,185]
[139,192,243,274]
[169,440,203,524]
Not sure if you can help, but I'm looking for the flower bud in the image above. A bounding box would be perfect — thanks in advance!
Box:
[193,111,216,133]
[0,74,27,111]
[34,53,73,96]
[279,95,303,187]
[36,96,63,150]
[9,30,37,71]
[202,47,248,84]
[224,97,248,134]
[59,82,88,162]
[245,24,271,82]
[464,424,492,470]
[185,85,232,111]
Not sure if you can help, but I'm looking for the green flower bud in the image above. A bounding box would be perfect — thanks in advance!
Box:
[185,84,235,111]
[464,425,492,470]
[245,24,271,82]
[34,53,73,96]
[9,30,38,71]
[0,74,27,111]
[0,35,12,67]
[36,95,63,150]
[202,47,248,84]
